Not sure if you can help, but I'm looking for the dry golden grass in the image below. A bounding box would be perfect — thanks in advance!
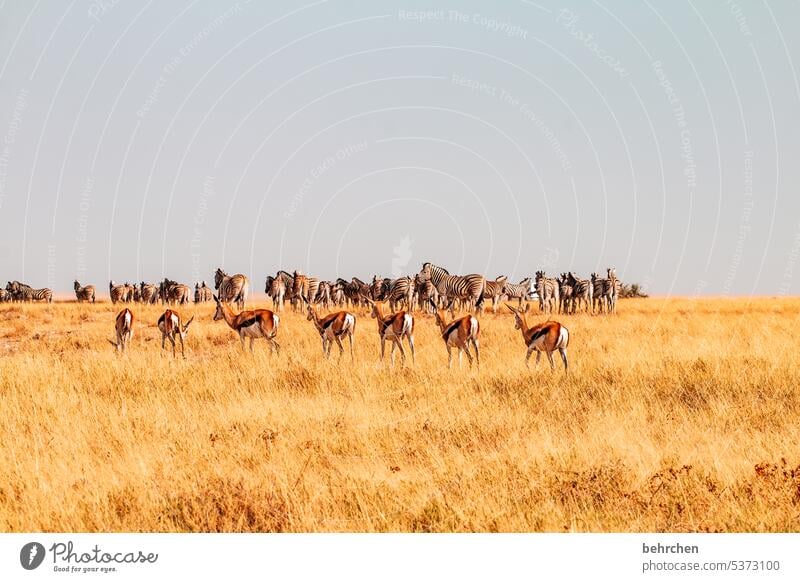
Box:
[0,297,799,532]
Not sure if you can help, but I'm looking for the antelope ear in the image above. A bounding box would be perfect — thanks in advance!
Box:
[212,294,220,303]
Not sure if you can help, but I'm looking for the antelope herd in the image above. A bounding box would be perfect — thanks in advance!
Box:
[1,265,626,371]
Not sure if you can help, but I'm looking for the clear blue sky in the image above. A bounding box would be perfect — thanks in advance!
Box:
[0,0,798,295]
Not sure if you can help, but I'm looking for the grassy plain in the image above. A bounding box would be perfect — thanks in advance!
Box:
[0,297,798,532]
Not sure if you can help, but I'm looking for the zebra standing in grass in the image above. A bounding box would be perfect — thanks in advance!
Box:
[607,267,621,314]
[291,271,319,307]
[160,279,190,305]
[535,271,560,315]
[414,274,439,313]
[418,262,486,313]
[195,281,213,303]
[14,282,52,303]
[265,275,287,311]
[370,275,390,301]
[568,272,593,314]
[214,268,249,309]
[0,289,10,302]
[591,273,608,313]
[139,282,159,304]
[480,275,508,314]
[384,276,415,313]
[123,283,135,303]
[74,281,96,303]
[109,281,126,304]
[558,273,574,314]
[316,281,333,309]
[502,278,532,309]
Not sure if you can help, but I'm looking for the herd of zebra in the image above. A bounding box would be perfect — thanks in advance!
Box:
[1,264,622,316]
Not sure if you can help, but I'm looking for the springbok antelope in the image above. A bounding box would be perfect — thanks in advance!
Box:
[110,308,134,353]
[212,295,280,354]
[432,299,480,369]
[506,304,569,373]
[305,303,356,360]
[366,299,415,366]
[74,281,96,303]
[157,310,194,358]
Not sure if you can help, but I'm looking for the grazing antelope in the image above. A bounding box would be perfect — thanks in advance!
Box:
[214,268,249,309]
[366,299,415,366]
[74,281,96,303]
[506,304,569,373]
[212,294,280,354]
[419,262,486,313]
[431,299,480,369]
[110,308,134,353]
[157,309,194,358]
[305,303,356,360]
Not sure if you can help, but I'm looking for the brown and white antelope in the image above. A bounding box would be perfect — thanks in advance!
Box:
[157,309,194,358]
[506,304,569,373]
[305,303,356,360]
[366,299,415,366]
[432,300,480,369]
[109,308,134,353]
[212,295,280,354]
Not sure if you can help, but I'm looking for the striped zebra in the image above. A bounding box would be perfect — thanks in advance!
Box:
[418,262,485,313]
[370,275,390,301]
[139,282,159,304]
[344,277,371,307]
[534,271,560,315]
[194,281,213,303]
[214,268,249,309]
[15,284,53,303]
[607,267,621,314]
[385,276,415,312]
[567,272,593,314]
[6,281,30,302]
[330,280,346,306]
[558,273,574,314]
[0,289,10,302]
[160,279,190,305]
[502,278,532,309]
[292,271,319,307]
[414,274,439,313]
[480,275,508,314]
[74,281,96,303]
[590,273,609,313]
[316,281,333,309]
[109,281,126,304]
[265,275,287,311]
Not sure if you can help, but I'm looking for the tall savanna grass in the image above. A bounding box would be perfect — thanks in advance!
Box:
[0,297,798,532]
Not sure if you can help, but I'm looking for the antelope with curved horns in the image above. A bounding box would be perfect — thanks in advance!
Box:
[109,308,134,353]
[305,302,356,360]
[506,304,569,373]
[158,309,194,358]
[365,297,415,366]
[212,295,280,354]
[431,299,480,370]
